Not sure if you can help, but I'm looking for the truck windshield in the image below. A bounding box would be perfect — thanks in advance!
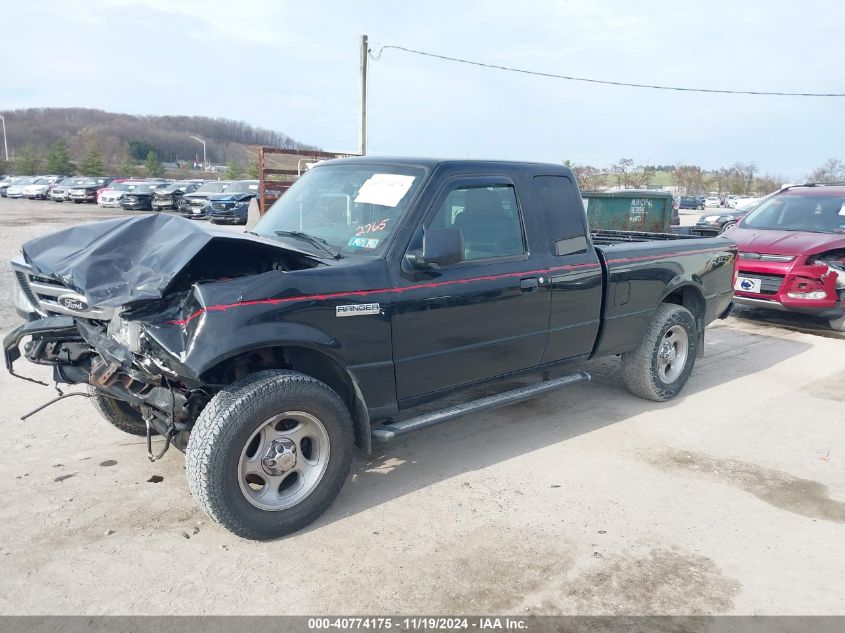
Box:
[254,164,426,256]
[742,191,845,233]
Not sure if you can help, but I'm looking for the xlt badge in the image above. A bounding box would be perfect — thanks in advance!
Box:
[336,303,380,317]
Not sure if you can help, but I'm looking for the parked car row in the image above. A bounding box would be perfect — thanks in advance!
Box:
[0,174,258,225]
[184,179,259,224]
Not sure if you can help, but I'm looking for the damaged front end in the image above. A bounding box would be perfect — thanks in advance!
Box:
[809,249,845,294]
[3,308,201,455]
[4,214,321,456]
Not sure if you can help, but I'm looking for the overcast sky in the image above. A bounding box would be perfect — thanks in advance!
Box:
[3,0,844,178]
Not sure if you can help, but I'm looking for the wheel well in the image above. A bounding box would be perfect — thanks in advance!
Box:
[201,346,370,451]
[663,285,705,329]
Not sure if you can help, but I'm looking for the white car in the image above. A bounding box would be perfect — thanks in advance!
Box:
[732,197,760,211]
[5,176,38,198]
[704,196,721,208]
[98,181,146,207]
[23,175,62,199]
[0,176,27,197]
[49,177,86,202]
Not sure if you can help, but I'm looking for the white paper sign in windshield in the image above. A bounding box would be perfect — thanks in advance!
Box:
[354,174,416,207]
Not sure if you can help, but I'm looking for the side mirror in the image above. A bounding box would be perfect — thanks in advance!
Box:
[407,228,464,269]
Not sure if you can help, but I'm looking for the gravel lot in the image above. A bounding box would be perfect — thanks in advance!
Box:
[0,197,843,615]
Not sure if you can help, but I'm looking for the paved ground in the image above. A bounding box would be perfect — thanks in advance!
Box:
[0,197,843,615]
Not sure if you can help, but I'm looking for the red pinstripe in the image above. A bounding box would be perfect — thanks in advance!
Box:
[165,246,725,326]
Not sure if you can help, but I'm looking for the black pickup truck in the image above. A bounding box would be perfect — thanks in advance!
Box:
[4,158,736,539]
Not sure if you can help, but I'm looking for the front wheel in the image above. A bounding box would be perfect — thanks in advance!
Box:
[621,303,698,401]
[88,387,150,436]
[186,370,354,540]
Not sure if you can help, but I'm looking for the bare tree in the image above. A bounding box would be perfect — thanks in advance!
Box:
[611,158,635,187]
[672,165,705,195]
[628,165,654,189]
[808,159,845,183]
[572,164,605,191]
[753,174,784,195]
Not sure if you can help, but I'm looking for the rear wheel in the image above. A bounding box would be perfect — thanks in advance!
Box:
[186,370,354,540]
[621,303,698,401]
[88,387,150,436]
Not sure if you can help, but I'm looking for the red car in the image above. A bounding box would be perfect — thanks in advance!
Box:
[728,184,845,331]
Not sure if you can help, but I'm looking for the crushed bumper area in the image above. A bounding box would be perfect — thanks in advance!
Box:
[5,317,205,447]
[4,315,78,371]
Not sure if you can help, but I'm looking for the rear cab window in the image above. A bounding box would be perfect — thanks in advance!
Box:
[533,176,589,256]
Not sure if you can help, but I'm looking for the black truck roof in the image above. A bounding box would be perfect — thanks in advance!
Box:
[319,155,573,175]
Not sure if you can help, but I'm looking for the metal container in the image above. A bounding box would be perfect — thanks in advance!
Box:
[582,189,675,234]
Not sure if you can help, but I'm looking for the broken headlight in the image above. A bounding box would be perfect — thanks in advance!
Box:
[14,279,39,314]
[809,250,845,290]
[108,313,143,354]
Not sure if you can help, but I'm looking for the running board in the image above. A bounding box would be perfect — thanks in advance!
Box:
[371,371,591,442]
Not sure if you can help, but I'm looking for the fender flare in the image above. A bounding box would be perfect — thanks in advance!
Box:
[185,323,374,454]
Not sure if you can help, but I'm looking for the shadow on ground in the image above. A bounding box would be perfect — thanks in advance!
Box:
[731,305,844,340]
[306,326,812,533]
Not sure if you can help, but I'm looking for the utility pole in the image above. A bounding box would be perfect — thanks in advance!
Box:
[189,135,207,171]
[359,34,368,156]
[0,114,8,162]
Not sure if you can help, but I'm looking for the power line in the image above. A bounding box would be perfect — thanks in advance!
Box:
[370,44,845,98]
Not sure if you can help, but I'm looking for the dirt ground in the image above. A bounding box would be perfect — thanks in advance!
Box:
[0,198,843,615]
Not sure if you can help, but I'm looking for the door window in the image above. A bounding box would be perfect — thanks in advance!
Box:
[427,184,525,261]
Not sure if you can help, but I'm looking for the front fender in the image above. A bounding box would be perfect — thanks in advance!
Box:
[146,318,375,453]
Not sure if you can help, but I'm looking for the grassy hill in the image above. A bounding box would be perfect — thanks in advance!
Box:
[0,107,314,175]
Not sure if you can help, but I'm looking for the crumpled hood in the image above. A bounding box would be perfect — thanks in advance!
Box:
[184,189,226,200]
[21,213,314,308]
[730,227,845,255]
[208,192,253,203]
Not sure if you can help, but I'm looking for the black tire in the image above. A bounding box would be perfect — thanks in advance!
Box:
[186,370,354,540]
[88,387,149,436]
[621,303,698,401]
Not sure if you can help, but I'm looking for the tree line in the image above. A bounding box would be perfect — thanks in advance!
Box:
[0,107,313,176]
[565,158,843,196]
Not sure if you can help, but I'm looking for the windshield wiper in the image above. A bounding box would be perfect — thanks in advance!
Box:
[274,230,342,259]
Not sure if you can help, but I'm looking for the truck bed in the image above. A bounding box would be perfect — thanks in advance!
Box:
[588,230,737,358]
[590,229,702,245]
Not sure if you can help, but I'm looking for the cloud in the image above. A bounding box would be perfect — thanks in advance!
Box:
[3,0,844,175]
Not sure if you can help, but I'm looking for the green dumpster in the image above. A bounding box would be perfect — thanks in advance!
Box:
[582,190,675,233]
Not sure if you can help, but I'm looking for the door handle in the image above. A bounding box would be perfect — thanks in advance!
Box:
[520,277,539,292]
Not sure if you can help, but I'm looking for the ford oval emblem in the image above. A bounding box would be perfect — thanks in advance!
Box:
[58,294,90,312]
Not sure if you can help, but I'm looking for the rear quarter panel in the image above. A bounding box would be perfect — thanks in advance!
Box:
[592,237,736,357]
